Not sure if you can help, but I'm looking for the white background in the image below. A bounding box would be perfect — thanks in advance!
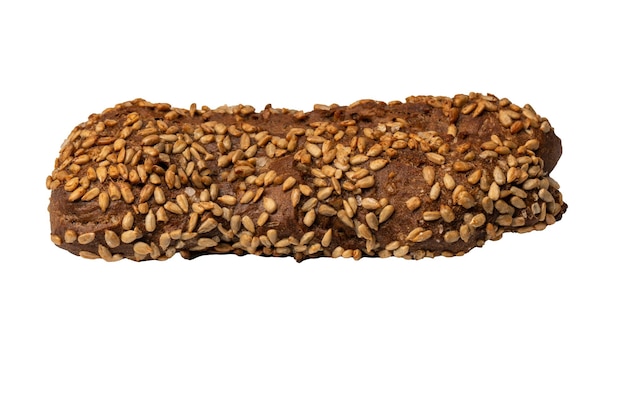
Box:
[1,1,624,416]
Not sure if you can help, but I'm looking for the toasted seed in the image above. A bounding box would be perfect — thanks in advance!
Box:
[290,188,301,207]
[232,216,251,235]
[257,211,269,227]
[346,197,357,217]
[525,139,540,151]
[321,229,333,247]
[360,197,380,210]
[467,169,482,185]
[379,205,395,223]
[539,188,555,203]
[73,154,92,165]
[510,120,524,134]
[104,230,120,248]
[498,110,513,127]
[367,143,384,157]
[512,216,526,227]
[383,240,400,252]
[138,183,155,203]
[429,182,441,201]
[459,224,471,242]
[523,178,540,190]
[158,233,171,251]
[176,194,189,213]
[472,101,486,117]
[282,176,297,191]
[423,166,435,186]
[230,215,242,235]
[423,211,441,221]
[81,187,100,202]
[187,212,199,233]
[486,223,499,240]
[50,233,63,246]
[156,207,168,223]
[496,214,513,226]
[133,242,152,256]
[122,211,134,230]
[393,245,410,257]
[341,248,354,259]
[95,165,108,183]
[469,213,486,228]
[197,238,218,248]
[510,196,527,209]
[482,196,494,214]
[411,229,433,243]
[426,152,445,165]
[440,205,455,222]
[64,177,80,192]
[488,182,500,201]
[317,186,333,201]
[318,204,337,216]
[98,191,110,212]
[444,230,460,243]
[198,217,218,234]
[79,251,99,260]
[118,183,133,204]
[350,154,369,165]
[405,196,422,211]
[77,232,95,245]
[365,212,379,231]
[357,223,374,241]
[458,190,476,209]
[355,176,375,189]
[443,173,456,190]
[181,232,197,241]
[149,186,164,205]
[63,230,77,244]
[303,209,316,226]
[405,227,424,242]
[145,210,156,232]
[234,190,252,205]
[494,199,514,215]
[121,229,140,243]
[369,158,388,171]
[217,195,237,206]
[263,197,278,214]
[299,184,313,197]
[107,182,121,201]
[98,244,119,262]
[506,167,518,183]
[453,161,473,172]
[306,243,321,255]
[305,142,322,158]
[164,201,184,214]
[493,166,506,185]
[274,238,291,248]
[337,210,354,228]
[68,186,86,202]
[300,231,315,246]
[301,197,318,212]
[480,150,498,159]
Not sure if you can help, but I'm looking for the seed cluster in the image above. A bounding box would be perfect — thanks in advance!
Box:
[47,93,566,261]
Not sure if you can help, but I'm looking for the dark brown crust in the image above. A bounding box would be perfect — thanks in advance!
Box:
[46,93,566,261]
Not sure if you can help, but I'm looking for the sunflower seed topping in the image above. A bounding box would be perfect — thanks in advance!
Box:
[48,94,565,262]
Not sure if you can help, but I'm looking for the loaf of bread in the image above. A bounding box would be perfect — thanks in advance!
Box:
[46,93,566,261]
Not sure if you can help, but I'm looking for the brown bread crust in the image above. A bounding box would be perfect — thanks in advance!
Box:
[46,93,566,261]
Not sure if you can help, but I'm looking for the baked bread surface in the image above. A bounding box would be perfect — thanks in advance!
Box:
[47,93,566,261]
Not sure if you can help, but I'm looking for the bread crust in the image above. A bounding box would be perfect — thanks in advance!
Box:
[46,93,566,261]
